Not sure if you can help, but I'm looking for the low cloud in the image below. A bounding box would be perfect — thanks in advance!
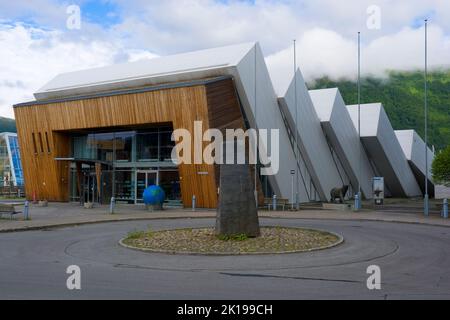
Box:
[267,25,450,93]
[1,0,450,118]
[0,22,156,118]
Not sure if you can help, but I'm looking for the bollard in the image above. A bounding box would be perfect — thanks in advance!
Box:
[424,194,430,216]
[272,194,277,211]
[24,201,30,221]
[110,197,115,215]
[354,193,361,211]
[192,195,196,212]
[443,199,448,219]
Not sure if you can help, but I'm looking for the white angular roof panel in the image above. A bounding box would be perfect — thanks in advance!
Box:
[35,42,256,100]
[347,104,422,197]
[310,88,375,199]
[395,130,435,195]
[279,70,343,202]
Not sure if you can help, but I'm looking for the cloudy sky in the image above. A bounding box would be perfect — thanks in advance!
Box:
[1,0,449,118]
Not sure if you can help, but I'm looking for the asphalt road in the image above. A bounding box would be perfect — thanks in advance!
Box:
[1,218,450,300]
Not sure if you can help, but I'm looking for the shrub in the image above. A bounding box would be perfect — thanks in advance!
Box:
[432,146,450,186]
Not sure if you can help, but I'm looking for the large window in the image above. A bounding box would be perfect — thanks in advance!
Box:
[136,127,175,162]
[114,132,133,162]
[73,131,138,163]
[71,127,175,164]
[8,136,24,186]
[136,129,159,161]
[159,129,175,162]
[0,134,24,187]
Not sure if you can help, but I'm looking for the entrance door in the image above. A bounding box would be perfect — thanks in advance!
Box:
[83,171,98,204]
[135,170,158,204]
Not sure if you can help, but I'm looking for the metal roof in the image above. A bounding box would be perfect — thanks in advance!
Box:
[34,42,256,101]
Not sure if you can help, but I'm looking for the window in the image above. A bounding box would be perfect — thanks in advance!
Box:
[8,135,24,186]
[70,126,174,164]
[38,132,44,153]
[114,132,133,162]
[136,132,159,161]
[32,133,38,154]
[159,130,175,161]
[45,132,51,154]
[91,133,115,162]
[136,128,175,162]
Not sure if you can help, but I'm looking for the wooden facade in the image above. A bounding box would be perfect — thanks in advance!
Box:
[14,78,260,209]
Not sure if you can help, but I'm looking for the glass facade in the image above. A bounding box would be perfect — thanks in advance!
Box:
[136,127,174,162]
[69,126,181,205]
[73,132,134,163]
[72,128,174,163]
[0,134,24,187]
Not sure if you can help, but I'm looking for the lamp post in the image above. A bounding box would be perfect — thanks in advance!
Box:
[424,19,430,216]
[294,40,300,210]
[254,44,258,207]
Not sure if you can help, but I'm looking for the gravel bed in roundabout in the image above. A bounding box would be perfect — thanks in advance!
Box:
[120,226,344,255]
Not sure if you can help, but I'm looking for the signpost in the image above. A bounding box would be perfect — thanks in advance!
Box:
[291,170,296,210]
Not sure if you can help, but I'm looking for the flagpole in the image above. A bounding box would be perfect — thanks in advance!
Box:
[355,32,362,211]
[254,44,258,207]
[294,39,300,210]
[424,19,429,216]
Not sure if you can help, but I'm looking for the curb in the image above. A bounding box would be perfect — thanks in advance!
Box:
[0,215,214,234]
[1,213,449,234]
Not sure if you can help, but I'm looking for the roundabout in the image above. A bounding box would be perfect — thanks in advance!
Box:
[1,217,450,299]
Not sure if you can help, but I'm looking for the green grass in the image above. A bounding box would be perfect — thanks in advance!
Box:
[216,233,250,242]
[126,226,154,240]
[127,230,146,240]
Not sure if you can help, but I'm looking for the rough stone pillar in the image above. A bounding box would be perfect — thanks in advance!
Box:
[216,163,260,238]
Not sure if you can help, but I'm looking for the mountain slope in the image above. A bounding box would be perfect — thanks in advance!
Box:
[308,70,450,151]
[0,117,17,133]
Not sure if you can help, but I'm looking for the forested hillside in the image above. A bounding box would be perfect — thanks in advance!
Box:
[0,117,16,133]
[309,70,450,151]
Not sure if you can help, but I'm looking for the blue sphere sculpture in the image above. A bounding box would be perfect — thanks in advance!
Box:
[143,185,166,207]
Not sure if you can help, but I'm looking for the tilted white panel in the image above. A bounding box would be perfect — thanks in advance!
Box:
[278,70,342,202]
[233,44,311,203]
[310,88,375,199]
[395,130,435,195]
[347,104,422,197]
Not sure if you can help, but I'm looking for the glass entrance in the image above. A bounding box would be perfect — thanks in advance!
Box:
[82,170,99,204]
[135,170,158,204]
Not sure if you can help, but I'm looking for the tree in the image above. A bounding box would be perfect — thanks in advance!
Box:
[432,146,450,187]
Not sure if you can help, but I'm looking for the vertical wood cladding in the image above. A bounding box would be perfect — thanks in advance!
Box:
[15,84,217,208]
[14,78,262,208]
[205,79,265,206]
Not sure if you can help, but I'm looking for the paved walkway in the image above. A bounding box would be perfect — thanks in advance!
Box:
[0,202,449,233]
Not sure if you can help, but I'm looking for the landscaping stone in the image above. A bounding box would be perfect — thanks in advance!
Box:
[216,164,260,237]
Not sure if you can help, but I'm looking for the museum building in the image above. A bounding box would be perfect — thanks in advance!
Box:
[14,42,433,208]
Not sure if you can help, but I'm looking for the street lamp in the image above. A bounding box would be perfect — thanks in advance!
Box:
[355,32,362,211]
[294,39,300,210]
